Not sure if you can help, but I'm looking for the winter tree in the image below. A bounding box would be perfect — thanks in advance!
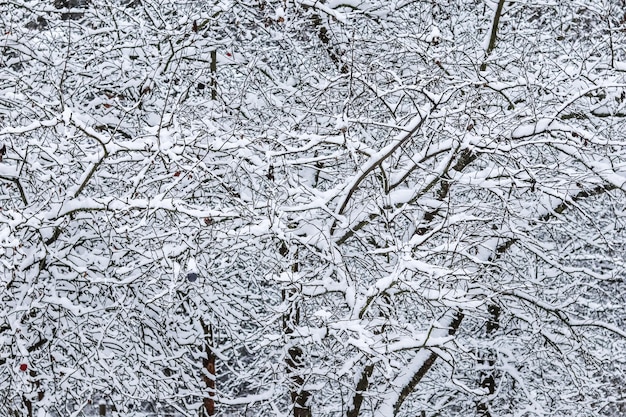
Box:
[1,0,625,416]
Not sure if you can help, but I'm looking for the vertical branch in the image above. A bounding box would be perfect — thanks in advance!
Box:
[477,304,500,417]
[347,363,374,417]
[21,360,45,417]
[348,293,391,417]
[210,50,217,101]
[480,0,506,71]
[286,342,311,417]
[200,319,217,416]
[282,247,312,417]
[22,396,32,417]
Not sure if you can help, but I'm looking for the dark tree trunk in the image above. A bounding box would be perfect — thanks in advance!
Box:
[347,364,374,417]
[477,304,500,417]
[200,319,217,416]
[282,247,312,417]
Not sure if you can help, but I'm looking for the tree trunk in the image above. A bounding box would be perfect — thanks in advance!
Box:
[282,247,312,417]
[480,0,506,71]
[477,304,500,416]
[347,364,374,417]
[200,319,217,416]
[210,50,217,101]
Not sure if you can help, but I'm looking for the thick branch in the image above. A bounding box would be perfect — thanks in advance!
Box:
[347,363,374,417]
[383,310,464,416]
[480,0,506,71]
